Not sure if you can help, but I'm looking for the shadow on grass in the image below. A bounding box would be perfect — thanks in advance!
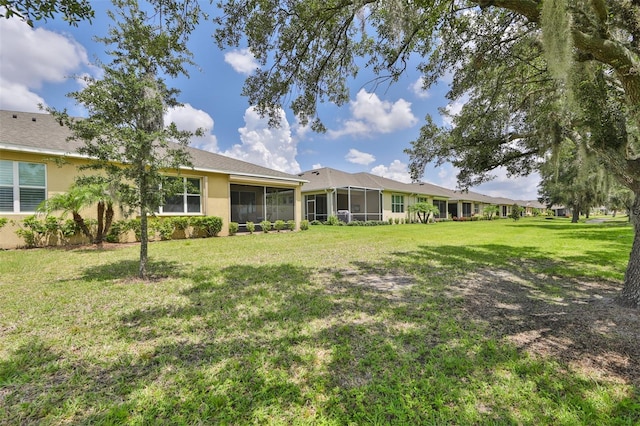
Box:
[3,254,639,424]
[507,221,633,246]
[78,259,185,281]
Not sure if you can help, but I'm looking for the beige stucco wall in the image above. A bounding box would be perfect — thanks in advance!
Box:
[1,149,304,248]
[0,151,101,248]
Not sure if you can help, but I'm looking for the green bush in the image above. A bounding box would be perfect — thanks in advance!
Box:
[171,216,190,231]
[191,216,223,237]
[300,220,309,231]
[246,221,255,234]
[260,220,272,233]
[287,220,295,231]
[310,220,322,226]
[0,217,7,229]
[59,219,79,240]
[155,219,175,240]
[325,215,340,226]
[274,220,286,232]
[229,221,239,235]
[388,217,394,225]
[106,220,129,243]
[15,215,46,247]
[128,218,142,241]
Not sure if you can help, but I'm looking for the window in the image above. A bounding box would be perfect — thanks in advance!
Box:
[159,177,201,214]
[462,202,472,217]
[391,194,404,213]
[266,187,294,221]
[0,160,46,213]
[433,199,447,218]
[417,197,428,204]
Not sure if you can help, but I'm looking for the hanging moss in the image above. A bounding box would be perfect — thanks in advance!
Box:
[541,0,573,80]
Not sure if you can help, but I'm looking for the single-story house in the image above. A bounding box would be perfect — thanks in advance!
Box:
[518,200,547,216]
[297,167,451,222]
[0,110,307,249]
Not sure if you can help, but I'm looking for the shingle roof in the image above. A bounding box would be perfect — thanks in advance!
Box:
[298,167,453,198]
[0,110,305,183]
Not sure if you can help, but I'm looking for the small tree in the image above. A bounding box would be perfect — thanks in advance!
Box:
[483,205,499,220]
[509,204,523,221]
[50,0,203,278]
[408,202,440,224]
[39,179,117,245]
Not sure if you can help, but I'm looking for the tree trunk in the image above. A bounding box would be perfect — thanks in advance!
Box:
[571,208,580,223]
[95,201,105,245]
[618,191,640,308]
[139,212,148,279]
[104,203,114,237]
[72,211,93,242]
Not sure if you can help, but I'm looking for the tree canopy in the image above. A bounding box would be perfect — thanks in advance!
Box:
[0,0,94,26]
[214,0,640,306]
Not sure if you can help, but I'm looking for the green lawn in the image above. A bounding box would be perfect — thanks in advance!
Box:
[1,217,638,424]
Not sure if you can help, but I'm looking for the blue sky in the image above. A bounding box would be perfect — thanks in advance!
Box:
[0,1,540,199]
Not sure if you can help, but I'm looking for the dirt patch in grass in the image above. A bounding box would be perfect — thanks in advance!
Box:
[453,267,640,386]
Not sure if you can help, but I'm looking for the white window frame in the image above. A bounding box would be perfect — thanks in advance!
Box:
[158,176,202,215]
[0,160,47,213]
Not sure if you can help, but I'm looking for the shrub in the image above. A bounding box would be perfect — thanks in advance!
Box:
[0,217,7,229]
[229,221,239,235]
[191,216,223,237]
[155,219,175,240]
[394,217,400,225]
[300,220,309,231]
[310,220,322,226]
[274,220,286,232]
[59,219,79,242]
[287,220,295,231]
[325,215,340,226]
[106,220,129,243]
[246,221,255,234]
[388,217,394,225]
[260,220,272,232]
[171,216,190,232]
[15,215,46,247]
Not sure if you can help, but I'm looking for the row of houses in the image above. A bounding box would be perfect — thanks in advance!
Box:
[1,110,547,249]
[297,167,547,223]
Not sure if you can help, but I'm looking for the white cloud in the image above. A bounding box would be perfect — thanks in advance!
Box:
[371,160,411,183]
[433,165,459,190]
[474,168,541,200]
[328,89,418,138]
[223,107,301,174]
[224,49,259,75]
[165,104,218,153]
[0,17,89,111]
[345,148,375,165]
[312,163,323,169]
[0,79,46,112]
[441,96,467,127]
[410,77,431,99]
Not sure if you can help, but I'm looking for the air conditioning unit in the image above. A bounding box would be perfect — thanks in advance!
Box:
[337,210,351,224]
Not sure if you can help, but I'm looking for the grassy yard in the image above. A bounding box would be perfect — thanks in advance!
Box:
[1,217,639,424]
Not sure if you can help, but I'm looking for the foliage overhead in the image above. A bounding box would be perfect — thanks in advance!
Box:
[0,0,94,26]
